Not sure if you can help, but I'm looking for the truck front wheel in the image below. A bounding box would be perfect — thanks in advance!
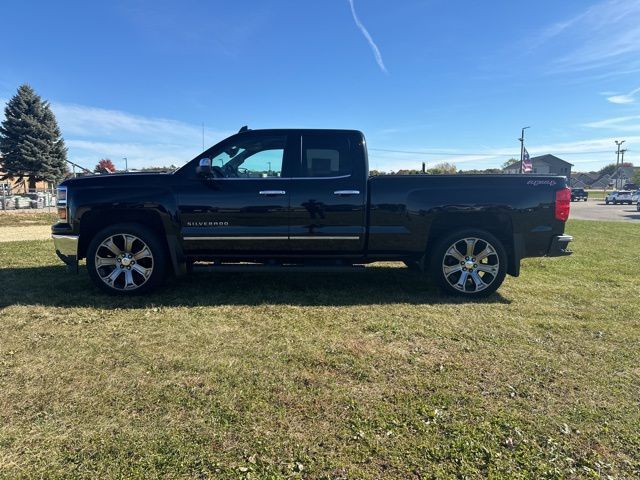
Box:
[86,223,167,295]
[430,229,507,298]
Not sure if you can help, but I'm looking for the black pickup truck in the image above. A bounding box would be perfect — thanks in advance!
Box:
[570,188,588,202]
[52,128,573,297]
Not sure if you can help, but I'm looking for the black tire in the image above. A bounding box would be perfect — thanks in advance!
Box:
[429,229,507,298]
[86,223,167,295]
[606,200,609,205]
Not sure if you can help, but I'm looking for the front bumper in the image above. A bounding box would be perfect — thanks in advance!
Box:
[52,234,79,272]
[548,234,573,257]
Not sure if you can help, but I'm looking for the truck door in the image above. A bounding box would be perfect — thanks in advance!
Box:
[177,132,296,254]
[288,132,367,253]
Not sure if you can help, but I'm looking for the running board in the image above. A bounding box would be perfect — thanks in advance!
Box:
[191,263,367,273]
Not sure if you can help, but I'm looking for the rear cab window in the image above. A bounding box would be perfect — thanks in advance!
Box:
[299,131,367,179]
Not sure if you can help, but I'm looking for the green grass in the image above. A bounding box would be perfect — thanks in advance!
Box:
[1,220,639,479]
[584,190,605,201]
[0,211,57,227]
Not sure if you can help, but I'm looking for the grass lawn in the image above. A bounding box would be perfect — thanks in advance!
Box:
[584,190,607,201]
[0,211,57,227]
[1,220,639,478]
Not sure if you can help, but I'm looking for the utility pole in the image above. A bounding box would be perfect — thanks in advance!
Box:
[123,157,128,172]
[621,149,628,188]
[519,126,530,174]
[615,140,625,189]
[615,140,625,166]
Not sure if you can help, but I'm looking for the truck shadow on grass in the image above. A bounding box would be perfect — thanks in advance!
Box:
[0,265,511,309]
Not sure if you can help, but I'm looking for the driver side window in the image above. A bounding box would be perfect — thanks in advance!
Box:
[212,135,286,178]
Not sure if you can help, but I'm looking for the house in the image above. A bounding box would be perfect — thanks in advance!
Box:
[0,174,52,194]
[571,172,599,187]
[590,174,612,190]
[570,179,588,189]
[503,154,573,177]
[0,163,52,195]
[611,166,640,189]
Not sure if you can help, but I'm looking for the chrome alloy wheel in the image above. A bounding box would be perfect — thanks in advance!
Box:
[94,234,154,291]
[441,237,500,293]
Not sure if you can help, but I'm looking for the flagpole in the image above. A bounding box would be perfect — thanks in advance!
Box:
[519,126,530,174]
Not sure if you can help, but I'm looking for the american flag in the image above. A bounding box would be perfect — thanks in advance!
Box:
[522,148,533,173]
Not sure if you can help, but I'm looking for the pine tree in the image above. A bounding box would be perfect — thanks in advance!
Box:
[0,84,68,186]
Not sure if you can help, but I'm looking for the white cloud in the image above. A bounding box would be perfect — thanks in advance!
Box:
[2,98,634,173]
[607,95,635,104]
[584,115,640,131]
[64,140,198,171]
[347,0,388,74]
[605,86,640,104]
[367,135,637,172]
[1,99,232,170]
[537,0,640,73]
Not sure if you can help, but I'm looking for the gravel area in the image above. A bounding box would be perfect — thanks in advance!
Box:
[0,225,52,242]
[569,200,640,222]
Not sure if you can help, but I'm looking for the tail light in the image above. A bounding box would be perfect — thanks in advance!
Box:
[56,186,68,221]
[555,187,571,221]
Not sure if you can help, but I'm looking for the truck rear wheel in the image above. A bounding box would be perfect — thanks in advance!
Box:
[86,223,166,295]
[430,229,507,298]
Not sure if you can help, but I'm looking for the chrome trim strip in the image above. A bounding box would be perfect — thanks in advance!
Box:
[333,190,360,195]
[183,236,360,241]
[184,236,289,240]
[193,174,352,181]
[290,236,360,240]
[258,190,286,195]
[51,234,78,239]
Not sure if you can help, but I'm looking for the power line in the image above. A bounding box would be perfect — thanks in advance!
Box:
[368,147,616,157]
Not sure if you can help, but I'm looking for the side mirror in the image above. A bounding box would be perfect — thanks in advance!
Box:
[196,158,212,177]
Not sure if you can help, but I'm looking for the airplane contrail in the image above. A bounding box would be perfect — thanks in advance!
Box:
[347,0,388,74]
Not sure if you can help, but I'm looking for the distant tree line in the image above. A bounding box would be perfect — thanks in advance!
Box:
[93,159,178,173]
[370,161,502,176]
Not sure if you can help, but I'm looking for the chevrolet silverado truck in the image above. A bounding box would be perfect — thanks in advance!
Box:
[52,128,573,297]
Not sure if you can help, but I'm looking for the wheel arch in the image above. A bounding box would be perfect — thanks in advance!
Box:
[425,213,520,277]
[78,209,184,276]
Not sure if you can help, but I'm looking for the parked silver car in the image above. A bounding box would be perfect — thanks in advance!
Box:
[605,191,633,205]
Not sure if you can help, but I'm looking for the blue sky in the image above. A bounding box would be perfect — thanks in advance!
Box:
[2,0,640,172]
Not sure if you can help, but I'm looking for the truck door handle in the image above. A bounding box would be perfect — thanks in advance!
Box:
[259,190,286,196]
[333,190,360,196]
